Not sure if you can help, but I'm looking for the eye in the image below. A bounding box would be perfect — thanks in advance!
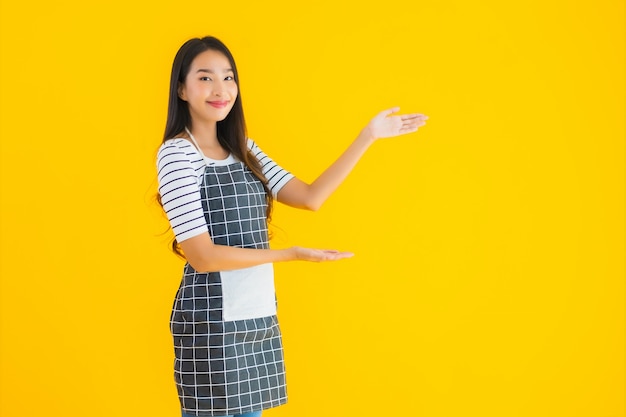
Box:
[225,75,234,81]
[199,76,212,81]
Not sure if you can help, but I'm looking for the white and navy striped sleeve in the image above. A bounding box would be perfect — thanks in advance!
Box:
[247,139,294,197]
[156,139,208,242]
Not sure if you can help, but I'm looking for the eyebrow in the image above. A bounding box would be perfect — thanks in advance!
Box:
[196,68,234,74]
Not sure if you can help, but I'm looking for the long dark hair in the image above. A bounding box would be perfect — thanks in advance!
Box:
[159,36,273,257]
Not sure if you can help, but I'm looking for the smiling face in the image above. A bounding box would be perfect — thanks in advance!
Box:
[178,49,238,125]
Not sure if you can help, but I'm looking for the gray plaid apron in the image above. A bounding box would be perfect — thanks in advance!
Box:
[170,161,287,416]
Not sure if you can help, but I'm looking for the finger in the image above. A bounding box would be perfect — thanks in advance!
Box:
[319,250,352,255]
[379,107,400,118]
[402,118,427,127]
[330,251,354,256]
[399,122,423,131]
[327,252,354,260]
[400,114,428,121]
[403,120,426,129]
[322,250,354,260]
[403,121,425,129]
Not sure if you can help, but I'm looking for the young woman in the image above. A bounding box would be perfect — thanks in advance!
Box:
[157,36,428,417]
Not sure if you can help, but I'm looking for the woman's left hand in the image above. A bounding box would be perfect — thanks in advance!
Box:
[364,107,428,141]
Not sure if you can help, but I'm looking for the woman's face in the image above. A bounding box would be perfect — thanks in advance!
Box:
[179,49,238,124]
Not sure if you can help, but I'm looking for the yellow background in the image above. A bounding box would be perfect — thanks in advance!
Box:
[0,0,623,416]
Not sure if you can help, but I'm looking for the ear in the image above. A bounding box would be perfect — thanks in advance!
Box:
[178,82,187,101]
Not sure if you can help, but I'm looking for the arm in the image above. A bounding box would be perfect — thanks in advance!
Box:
[277,107,428,211]
[180,233,353,273]
[157,140,352,273]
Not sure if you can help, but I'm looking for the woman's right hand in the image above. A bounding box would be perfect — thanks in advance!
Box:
[291,246,354,262]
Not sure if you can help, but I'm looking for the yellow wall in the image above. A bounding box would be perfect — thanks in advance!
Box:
[0,0,623,416]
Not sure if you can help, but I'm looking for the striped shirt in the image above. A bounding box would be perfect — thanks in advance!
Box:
[157,138,294,242]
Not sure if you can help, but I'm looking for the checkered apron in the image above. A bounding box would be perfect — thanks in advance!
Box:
[170,161,287,416]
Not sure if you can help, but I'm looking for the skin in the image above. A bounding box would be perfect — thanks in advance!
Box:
[176,49,428,272]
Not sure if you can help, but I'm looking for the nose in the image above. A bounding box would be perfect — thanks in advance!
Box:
[213,80,226,97]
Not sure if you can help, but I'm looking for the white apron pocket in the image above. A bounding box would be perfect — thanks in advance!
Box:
[220,263,277,321]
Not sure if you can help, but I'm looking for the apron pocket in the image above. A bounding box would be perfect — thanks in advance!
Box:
[220,263,276,321]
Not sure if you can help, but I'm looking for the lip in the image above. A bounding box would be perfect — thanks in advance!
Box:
[207,101,229,108]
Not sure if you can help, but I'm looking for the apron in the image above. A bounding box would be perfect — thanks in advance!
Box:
[170,161,287,416]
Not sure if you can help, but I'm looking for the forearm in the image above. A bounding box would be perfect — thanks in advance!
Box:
[277,108,426,211]
[180,234,351,272]
[309,129,375,208]
[199,245,296,272]
[180,233,296,272]
[279,128,375,210]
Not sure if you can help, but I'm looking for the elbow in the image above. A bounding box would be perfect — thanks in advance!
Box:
[187,259,211,273]
[179,234,222,272]
[301,190,324,211]
[186,253,219,273]
[302,199,323,212]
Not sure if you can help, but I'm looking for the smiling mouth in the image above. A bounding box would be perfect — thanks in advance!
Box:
[208,101,229,108]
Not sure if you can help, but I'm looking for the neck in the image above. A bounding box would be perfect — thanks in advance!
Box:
[187,120,219,146]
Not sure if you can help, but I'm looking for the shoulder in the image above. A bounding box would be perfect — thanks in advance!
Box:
[157,138,202,164]
[246,138,258,151]
[247,138,270,160]
[156,138,204,179]
[158,137,199,158]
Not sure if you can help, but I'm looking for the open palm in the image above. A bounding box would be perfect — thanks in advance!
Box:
[366,107,428,140]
